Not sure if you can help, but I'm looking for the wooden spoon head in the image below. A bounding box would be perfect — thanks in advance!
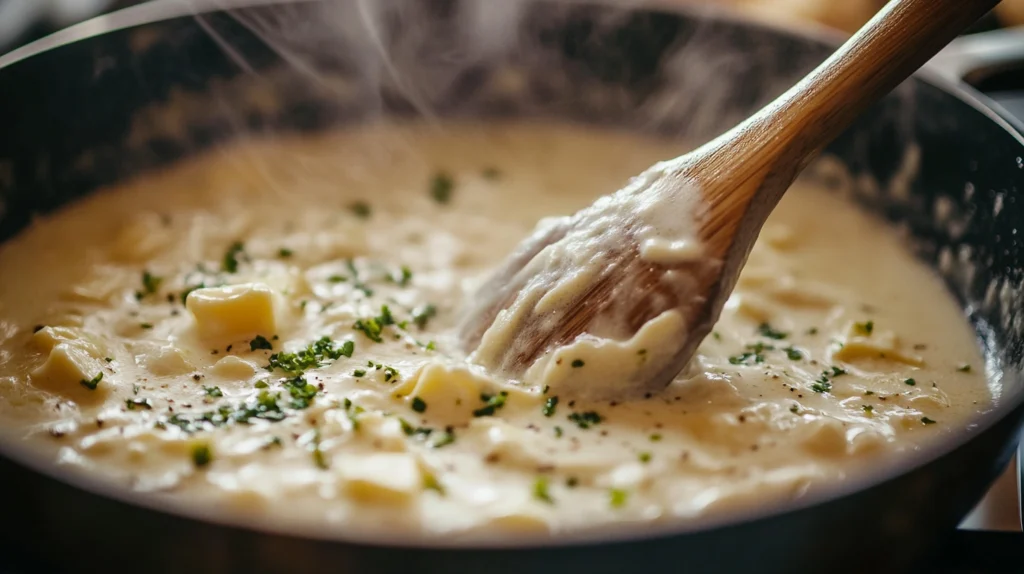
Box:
[459,160,745,399]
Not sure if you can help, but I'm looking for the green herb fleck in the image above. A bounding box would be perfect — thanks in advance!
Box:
[423,471,445,495]
[921,416,937,425]
[353,369,366,377]
[609,488,628,508]
[533,476,554,504]
[810,376,832,394]
[854,320,874,336]
[638,452,652,464]
[554,426,563,438]
[278,248,294,258]
[482,167,501,180]
[571,359,585,368]
[349,201,372,219]
[430,172,454,204]
[542,396,559,417]
[140,323,153,330]
[789,405,800,414]
[830,366,847,377]
[473,392,508,417]
[784,347,803,360]
[282,376,319,409]
[758,323,788,340]
[957,364,972,373]
[140,270,163,297]
[411,396,427,413]
[250,335,273,352]
[80,372,103,391]
[222,241,246,273]
[191,442,213,468]
[412,304,438,330]
[126,398,153,411]
[254,380,269,389]
[391,266,413,287]
[650,433,662,442]
[568,411,602,429]
[904,378,916,386]
[204,386,223,398]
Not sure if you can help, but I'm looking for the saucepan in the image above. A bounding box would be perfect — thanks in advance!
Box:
[0,1,1023,572]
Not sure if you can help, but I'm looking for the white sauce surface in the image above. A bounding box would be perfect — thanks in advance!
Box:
[0,123,991,540]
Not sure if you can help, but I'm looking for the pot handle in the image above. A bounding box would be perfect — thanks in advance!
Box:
[928,27,1024,124]
[930,27,1024,85]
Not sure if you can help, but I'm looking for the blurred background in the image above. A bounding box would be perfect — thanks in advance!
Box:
[2,0,1024,55]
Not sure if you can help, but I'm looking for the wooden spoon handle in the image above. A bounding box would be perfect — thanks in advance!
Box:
[696,0,1000,209]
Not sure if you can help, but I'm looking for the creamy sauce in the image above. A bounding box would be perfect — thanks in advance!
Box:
[0,123,991,540]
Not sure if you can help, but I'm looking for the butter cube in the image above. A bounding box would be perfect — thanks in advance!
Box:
[31,342,108,401]
[186,283,277,341]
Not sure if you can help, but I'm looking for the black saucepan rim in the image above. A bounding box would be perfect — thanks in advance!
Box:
[0,0,1022,555]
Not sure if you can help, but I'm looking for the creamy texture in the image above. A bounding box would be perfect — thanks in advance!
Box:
[0,123,991,540]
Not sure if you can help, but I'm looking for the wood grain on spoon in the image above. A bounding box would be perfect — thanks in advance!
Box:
[460,0,999,396]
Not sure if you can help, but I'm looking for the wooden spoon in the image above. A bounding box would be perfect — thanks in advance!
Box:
[459,0,1000,398]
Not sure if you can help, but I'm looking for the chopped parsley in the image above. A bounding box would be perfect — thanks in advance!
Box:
[139,270,163,298]
[854,320,874,336]
[204,386,223,398]
[278,248,294,258]
[80,372,103,391]
[266,336,353,374]
[904,378,916,386]
[222,241,246,273]
[429,429,456,448]
[554,426,563,438]
[921,416,937,425]
[957,364,972,373]
[757,322,788,340]
[609,488,629,508]
[352,369,366,377]
[302,429,328,469]
[349,201,372,219]
[638,452,652,464]
[430,172,454,204]
[191,442,213,467]
[353,306,397,343]
[140,323,153,330]
[282,376,319,409]
[391,266,413,287]
[412,304,438,330]
[158,390,288,433]
[423,472,445,495]
[810,376,832,394]
[473,392,508,417]
[830,366,847,377]
[649,433,662,442]
[571,359,585,368]
[250,335,273,352]
[784,347,803,360]
[863,405,874,413]
[568,411,602,429]
[411,396,427,413]
[542,396,559,417]
[125,398,153,411]
[789,405,800,414]
[533,476,554,504]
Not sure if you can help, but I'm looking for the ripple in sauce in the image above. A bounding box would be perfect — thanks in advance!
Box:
[0,123,990,540]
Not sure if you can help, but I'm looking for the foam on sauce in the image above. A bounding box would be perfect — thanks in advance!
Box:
[0,123,991,540]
